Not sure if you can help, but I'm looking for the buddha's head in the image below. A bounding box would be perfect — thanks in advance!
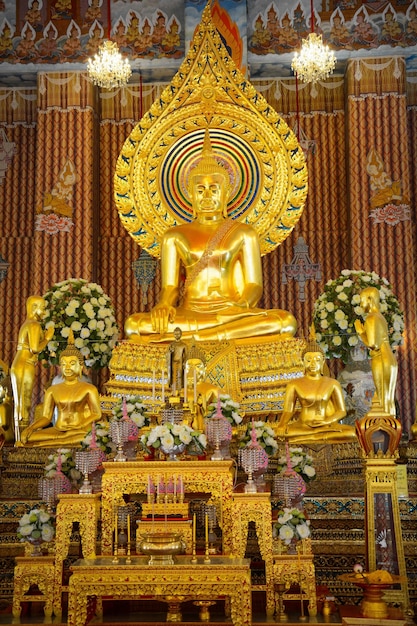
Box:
[360,286,380,312]
[302,339,325,375]
[188,129,230,218]
[59,331,84,379]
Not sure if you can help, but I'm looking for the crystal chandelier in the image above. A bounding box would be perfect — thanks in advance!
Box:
[291,1,335,84]
[87,40,131,89]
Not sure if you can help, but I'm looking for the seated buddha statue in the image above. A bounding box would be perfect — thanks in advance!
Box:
[18,337,101,447]
[124,130,297,343]
[275,340,356,444]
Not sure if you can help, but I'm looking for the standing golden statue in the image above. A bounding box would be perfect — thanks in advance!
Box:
[166,327,188,395]
[125,131,297,343]
[275,340,356,443]
[354,287,398,417]
[10,295,54,442]
[18,336,101,448]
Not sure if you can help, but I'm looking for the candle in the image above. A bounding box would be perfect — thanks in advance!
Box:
[162,370,165,403]
[184,371,188,404]
[193,512,196,547]
[114,513,118,548]
[152,369,156,402]
[205,513,209,545]
[173,474,177,500]
[193,367,197,404]
[127,514,131,544]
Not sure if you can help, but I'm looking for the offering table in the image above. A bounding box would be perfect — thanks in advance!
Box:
[100,460,235,555]
[68,555,252,626]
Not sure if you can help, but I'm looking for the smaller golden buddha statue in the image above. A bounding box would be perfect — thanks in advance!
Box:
[184,345,220,431]
[275,340,356,444]
[0,382,14,444]
[354,287,398,417]
[18,335,101,448]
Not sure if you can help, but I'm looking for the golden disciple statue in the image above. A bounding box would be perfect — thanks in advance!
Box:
[18,337,101,448]
[124,131,297,343]
[275,341,356,443]
[185,353,220,431]
[10,295,55,441]
[354,286,398,417]
[166,327,188,395]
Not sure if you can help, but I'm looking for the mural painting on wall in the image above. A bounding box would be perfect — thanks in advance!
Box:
[366,148,411,226]
[248,1,417,55]
[35,158,76,234]
[0,0,184,64]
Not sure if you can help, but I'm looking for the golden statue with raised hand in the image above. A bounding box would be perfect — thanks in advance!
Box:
[18,334,101,448]
[125,130,297,343]
[275,339,356,444]
[354,286,398,417]
[11,295,55,442]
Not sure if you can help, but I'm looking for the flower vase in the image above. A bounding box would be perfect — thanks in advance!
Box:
[143,447,155,461]
[27,539,44,557]
[161,443,186,462]
[287,538,298,555]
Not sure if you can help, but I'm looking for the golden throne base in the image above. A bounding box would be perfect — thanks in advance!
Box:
[104,336,305,418]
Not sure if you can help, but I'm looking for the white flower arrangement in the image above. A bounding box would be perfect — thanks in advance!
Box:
[44,448,81,484]
[276,447,316,483]
[81,420,116,456]
[313,269,404,364]
[141,422,207,454]
[17,508,55,544]
[112,396,150,430]
[206,393,243,425]
[39,278,119,369]
[273,507,311,545]
[238,421,278,456]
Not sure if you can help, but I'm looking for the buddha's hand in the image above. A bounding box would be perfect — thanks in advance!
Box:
[151,304,176,334]
[354,319,363,334]
[45,325,55,342]
[20,426,32,444]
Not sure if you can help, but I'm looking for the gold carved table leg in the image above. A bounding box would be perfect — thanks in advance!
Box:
[12,557,55,618]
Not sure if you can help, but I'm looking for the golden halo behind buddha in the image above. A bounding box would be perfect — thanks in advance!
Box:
[114,2,308,258]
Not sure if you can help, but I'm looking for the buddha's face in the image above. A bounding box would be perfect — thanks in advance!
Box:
[60,355,82,380]
[191,173,226,217]
[304,351,324,375]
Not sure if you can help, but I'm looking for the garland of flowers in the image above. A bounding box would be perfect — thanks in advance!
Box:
[313,269,404,363]
[238,420,278,456]
[273,507,311,544]
[206,394,243,425]
[17,508,55,544]
[141,422,207,454]
[276,447,316,483]
[38,278,119,370]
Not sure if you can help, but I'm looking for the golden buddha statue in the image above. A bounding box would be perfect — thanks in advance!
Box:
[125,131,297,343]
[10,295,55,441]
[275,340,356,443]
[354,286,398,417]
[0,383,14,444]
[18,336,101,448]
[184,346,220,431]
[166,327,188,395]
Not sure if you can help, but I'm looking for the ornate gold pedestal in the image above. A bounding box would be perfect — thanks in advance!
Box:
[105,337,304,417]
[230,492,274,616]
[272,538,317,617]
[137,519,192,554]
[54,492,101,616]
[12,556,55,618]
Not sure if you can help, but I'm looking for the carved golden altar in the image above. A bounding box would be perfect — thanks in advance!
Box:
[68,555,252,626]
[12,555,55,618]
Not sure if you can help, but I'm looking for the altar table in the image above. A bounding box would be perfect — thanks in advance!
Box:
[68,555,251,626]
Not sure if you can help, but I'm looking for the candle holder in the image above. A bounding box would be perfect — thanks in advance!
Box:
[75,448,102,494]
[202,504,217,554]
[273,442,306,507]
[205,399,232,460]
[110,418,130,461]
[38,474,71,512]
[238,422,269,493]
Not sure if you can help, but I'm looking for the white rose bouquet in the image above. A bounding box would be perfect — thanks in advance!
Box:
[206,393,243,425]
[276,447,316,483]
[141,422,207,455]
[112,396,150,440]
[44,448,81,485]
[39,278,119,369]
[238,421,278,456]
[82,420,116,456]
[17,508,55,544]
[313,269,404,363]
[273,507,311,544]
